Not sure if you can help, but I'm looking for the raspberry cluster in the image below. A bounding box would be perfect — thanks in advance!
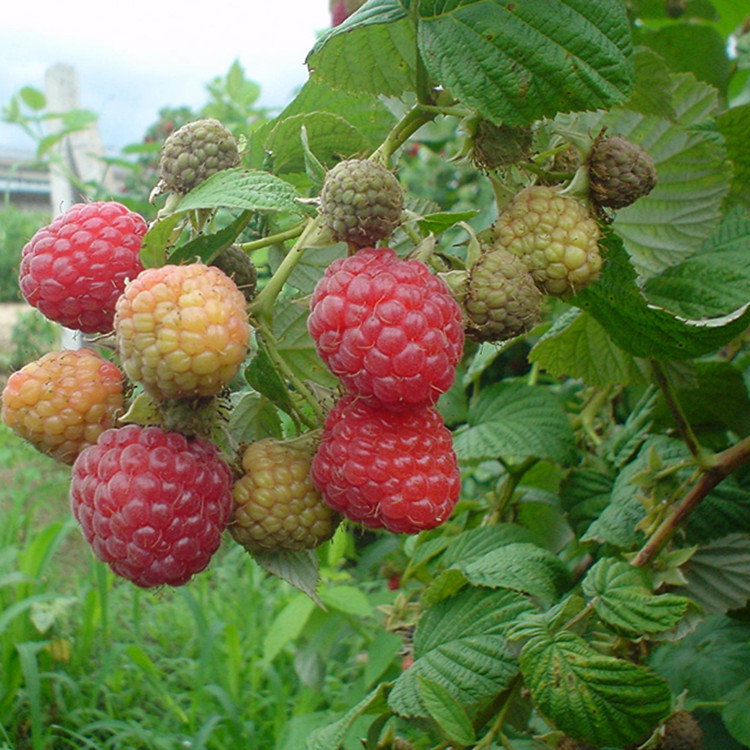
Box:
[1,122,262,589]
[309,247,464,534]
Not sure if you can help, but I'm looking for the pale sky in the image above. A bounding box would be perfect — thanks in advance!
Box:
[0,0,332,154]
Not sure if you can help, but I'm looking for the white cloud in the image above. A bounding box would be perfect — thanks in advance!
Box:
[1,0,332,153]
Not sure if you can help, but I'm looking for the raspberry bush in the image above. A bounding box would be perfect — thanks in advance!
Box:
[3,2,750,749]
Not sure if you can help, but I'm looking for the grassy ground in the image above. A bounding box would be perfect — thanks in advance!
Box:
[0,423,400,750]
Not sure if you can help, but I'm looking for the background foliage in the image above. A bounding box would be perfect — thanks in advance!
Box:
[1,1,749,749]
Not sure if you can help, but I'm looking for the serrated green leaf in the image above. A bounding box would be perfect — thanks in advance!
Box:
[605,386,659,468]
[559,468,615,538]
[458,542,570,603]
[520,630,671,746]
[530,308,645,388]
[643,208,750,321]
[441,524,537,567]
[388,587,534,717]
[273,301,340,390]
[717,104,750,209]
[306,0,416,97]
[251,549,323,607]
[417,676,476,745]
[626,47,677,119]
[227,391,283,442]
[652,360,750,438]
[677,533,750,614]
[420,568,468,607]
[417,0,634,126]
[245,339,295,418]
[649,615,750,703]
[581,435,684,549]
[167,210,252,266]
[573,233,750,361]
[417,210,478,235]
[265,112,372,174]
[452,380,578,465]
[269,243,346,295]
[140,214,183,268]
[175,168,303,215]
[687,478,750,544]
[305,683,391,750]
[581,558,690,637]
[723,679,750,746]
[637,24,732,94]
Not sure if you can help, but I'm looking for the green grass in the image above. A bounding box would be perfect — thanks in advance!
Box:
[0,423,401,750]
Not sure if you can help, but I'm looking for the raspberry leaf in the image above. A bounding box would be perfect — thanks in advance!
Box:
[388,587,534,717]
[265,112,371,174]
[717,102,750,210]
[252,549,323,607]
[417,676,475,745]
[306,0,416,97]
[175,168,304,215]
[675,533,750,614]
[228,392,283,442]
[519,629,671,746]
[452,380,578,465]
[573,232,750,361]
[416,0,634,126]
[581,558,690,637]
[530,308,647,388]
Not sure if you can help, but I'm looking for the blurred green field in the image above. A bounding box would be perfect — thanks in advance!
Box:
[0,422,402,750]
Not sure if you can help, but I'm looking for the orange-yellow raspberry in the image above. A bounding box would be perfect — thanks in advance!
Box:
[114,263,250,400]
[492,185,601,296]
[230,439,341,553]
[1,348,124,464]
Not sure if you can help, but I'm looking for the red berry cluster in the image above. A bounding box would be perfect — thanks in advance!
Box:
[308,247,464,534]
[4,201,248,588]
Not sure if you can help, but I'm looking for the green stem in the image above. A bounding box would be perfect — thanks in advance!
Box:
[372,105,438,164]
[632,434,750,568]
[472,674,524,749]
[251,217,320,326]
[259,330,323,427]
[237,220,307,255]
[650,359,711,468]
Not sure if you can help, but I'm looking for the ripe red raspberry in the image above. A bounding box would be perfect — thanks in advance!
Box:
[311,395,461,533]
[1,348,124,465]
[19,202,146,333]
[70,424,233,588]
[308,248,464,409]
[114,263,250,400]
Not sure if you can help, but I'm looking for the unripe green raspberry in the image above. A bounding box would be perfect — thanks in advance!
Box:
[464,247,542,341]
[491,185,602,296]
[159,118,240,193]
[230,438,341,553]
[320,159,404,246]
[661,711,703,750]
[587,135,657,209]
[1,348,124,464]
[114,263,250,400]
[210,245,258,303]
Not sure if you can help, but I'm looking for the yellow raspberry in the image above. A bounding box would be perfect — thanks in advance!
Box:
[115,263,250,400]
[492,185,602,296]
[230,439,341,553]
[1,348,124,464]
